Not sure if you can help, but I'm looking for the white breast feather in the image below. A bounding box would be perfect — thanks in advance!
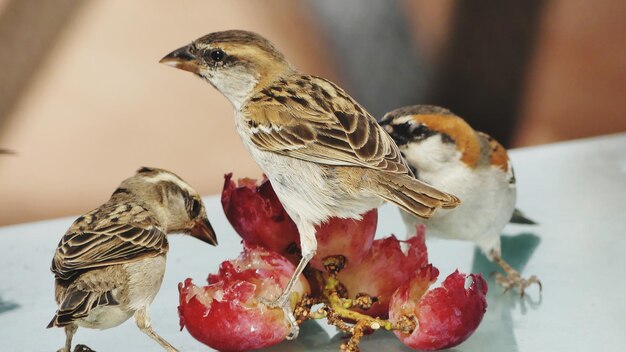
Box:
[400,136,516,255]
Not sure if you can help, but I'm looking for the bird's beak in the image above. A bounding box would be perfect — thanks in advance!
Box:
[160,44,201,74]
[189,218,218,246]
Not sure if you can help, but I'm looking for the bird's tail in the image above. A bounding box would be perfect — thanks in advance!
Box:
[47,290,118,328]
[509,208,537,225]
[373,172,460,219]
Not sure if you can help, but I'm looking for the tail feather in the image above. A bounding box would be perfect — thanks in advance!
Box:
[510,208,537,225]
[47,290,118,328]
[374,173,460,219]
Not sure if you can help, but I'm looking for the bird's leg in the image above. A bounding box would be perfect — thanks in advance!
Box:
[275,252,315,307]
[57,324,77,352]
[491,251,542,296]
[265,251,315,341]
[134,307,179,352]
[263,222,317,340]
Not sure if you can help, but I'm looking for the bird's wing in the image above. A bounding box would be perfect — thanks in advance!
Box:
[51,203,168,282]
[241,75,412,175]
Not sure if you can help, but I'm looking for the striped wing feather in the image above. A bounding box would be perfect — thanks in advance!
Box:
[242,76,412,175]
[51,204,168,282]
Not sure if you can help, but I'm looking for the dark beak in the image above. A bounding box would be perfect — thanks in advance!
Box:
[189,218,218,246]
[160,44,202,74]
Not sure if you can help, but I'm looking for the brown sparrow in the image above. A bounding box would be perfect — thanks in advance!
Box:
[379,105,541,295]
[47,167,218,352]
[160,30,459,338]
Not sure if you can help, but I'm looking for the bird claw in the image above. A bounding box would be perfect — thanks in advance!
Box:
[493,271,542,297]
[259,293,287,309]
[259,295,300,340]
[56,344,96,352]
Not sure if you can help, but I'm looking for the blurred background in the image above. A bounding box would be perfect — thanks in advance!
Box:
[0,0,625,226]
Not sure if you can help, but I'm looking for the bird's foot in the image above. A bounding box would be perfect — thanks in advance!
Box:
[492,271,542,297]
[259,294,299,340]
[57,345,95,352]
[258,250,313,340]
[491,253,542,297]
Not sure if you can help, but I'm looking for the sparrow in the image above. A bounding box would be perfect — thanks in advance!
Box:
[379,105,541,295]
[48,167,218,352]
[160,30,460,338]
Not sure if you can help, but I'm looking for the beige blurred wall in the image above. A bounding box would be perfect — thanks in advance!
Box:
[0,0,337,225]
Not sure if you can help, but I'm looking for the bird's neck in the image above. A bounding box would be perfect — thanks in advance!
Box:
[218,60,295,111]
[240,64,296,107]
[209,67,260,111]
[257,63,295,87]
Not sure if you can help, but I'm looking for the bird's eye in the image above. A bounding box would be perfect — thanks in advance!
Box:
[411,124,431,140]
[210,49,225,62]
[189,199,202,218]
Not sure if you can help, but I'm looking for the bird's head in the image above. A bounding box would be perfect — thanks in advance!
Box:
[118,167,217,246]
[160,30,293,109]
[380,105,481,172]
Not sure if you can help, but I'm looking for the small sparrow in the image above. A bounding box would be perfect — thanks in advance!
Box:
[379,105,541,295]
[48,167,218,352]
[160,30,460,338]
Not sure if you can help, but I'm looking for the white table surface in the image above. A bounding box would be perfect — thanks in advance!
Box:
[1,133,625,351]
